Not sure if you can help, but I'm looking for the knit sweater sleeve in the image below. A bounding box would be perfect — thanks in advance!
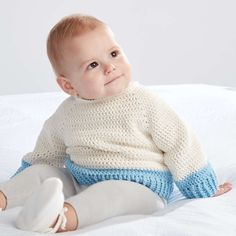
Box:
[144,91,218,198]
[18,99,69,170]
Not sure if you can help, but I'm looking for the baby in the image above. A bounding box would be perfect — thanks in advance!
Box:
[0,13,232,233]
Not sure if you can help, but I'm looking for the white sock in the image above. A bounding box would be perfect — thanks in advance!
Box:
[16,177,66,233]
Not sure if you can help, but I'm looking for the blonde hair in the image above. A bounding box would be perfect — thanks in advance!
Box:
[47,13,106,76]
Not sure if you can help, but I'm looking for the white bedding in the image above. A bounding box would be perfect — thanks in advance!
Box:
[0,84,236,236]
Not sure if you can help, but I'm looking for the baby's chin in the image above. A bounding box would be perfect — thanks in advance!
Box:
[104,82,130,98]
[81,79,131,100]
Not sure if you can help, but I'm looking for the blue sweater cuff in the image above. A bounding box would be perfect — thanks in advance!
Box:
[175,164,218,199]
[12,160,31,177]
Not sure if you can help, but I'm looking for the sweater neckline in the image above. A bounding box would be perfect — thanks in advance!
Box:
[73,81,139,104]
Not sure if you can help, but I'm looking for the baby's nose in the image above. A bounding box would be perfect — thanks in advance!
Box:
[104,63,116,75]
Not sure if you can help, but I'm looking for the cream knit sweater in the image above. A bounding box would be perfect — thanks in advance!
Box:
[20,82,217,200]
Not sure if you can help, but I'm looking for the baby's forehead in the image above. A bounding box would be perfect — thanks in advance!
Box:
[58,30,120,69]
[63,27,118,52]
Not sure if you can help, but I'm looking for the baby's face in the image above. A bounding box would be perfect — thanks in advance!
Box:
[59,26,131,99]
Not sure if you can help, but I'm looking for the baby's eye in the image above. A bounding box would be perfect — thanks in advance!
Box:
[111,50,120,57]
[87,61,98,70]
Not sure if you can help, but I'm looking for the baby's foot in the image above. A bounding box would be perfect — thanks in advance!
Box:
[214,182,232,197]
[0,191,7,211]
[16,177,66,233]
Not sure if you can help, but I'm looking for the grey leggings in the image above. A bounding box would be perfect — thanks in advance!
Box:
[0,164,165,228]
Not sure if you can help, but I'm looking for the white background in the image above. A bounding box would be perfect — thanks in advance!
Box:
[0,0,236,95]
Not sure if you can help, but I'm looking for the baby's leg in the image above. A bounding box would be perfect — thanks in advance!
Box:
[0,164,76,210]
[65,180,166,230]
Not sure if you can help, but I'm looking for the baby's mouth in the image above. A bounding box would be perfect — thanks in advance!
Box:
[105,74,123,85]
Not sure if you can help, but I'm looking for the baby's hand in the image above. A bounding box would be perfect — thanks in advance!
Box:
[213,182,232,197]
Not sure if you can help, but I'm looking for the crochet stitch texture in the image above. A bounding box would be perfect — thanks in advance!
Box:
[20,82,217,200]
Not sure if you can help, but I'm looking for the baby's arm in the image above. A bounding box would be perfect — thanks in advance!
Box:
[146,92,231,198]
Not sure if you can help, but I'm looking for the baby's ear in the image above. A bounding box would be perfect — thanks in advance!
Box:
[57,76,77,96]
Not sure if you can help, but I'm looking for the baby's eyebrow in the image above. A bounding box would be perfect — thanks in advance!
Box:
[108,45,120,51]
[79,58,96,69]
[79,45,121,69]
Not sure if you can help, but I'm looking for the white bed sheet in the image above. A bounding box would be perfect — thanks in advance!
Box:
[0,84,236,236]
